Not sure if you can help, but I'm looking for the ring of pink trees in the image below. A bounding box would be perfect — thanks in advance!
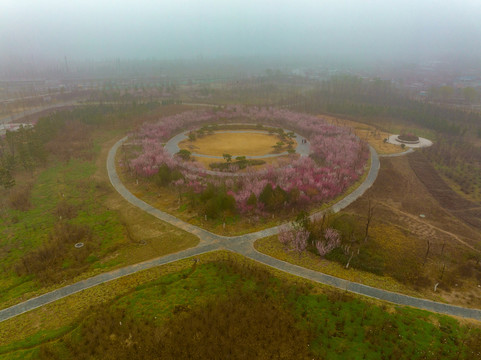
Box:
[127,106,369,217]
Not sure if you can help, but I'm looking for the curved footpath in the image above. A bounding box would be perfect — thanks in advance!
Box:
[2,140,481,324]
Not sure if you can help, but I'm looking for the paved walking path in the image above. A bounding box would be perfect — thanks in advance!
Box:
[2,135,481,324]
[0,101,79,125]
[378,148,414,157]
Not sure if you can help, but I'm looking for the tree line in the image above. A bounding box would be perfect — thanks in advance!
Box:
[283,74,481,137]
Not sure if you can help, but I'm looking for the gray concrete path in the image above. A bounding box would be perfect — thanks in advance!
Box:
[0,101,79,125]
[379,148,414,158]
[0,244,219,323]
[2,136,481,324]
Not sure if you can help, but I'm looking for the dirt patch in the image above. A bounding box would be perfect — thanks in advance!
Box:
[179,132,290,156]
[348,155,481,246]
[340,153,481,306]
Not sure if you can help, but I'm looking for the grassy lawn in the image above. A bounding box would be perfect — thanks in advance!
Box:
[179,131,290,156]
[0,129,198,309]
[0,251,478,359]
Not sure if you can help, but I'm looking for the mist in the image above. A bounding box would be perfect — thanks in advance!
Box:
[1,0,481,65]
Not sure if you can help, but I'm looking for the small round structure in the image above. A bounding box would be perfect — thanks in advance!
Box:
[387,135,432,148]
[397,133,420,143]
[74,242,84,248]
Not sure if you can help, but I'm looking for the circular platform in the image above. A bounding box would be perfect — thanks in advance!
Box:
[387,135,432,148]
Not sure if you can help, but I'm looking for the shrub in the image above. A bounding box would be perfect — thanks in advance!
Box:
[246,192,257,207]
[16,222,96,284]
[259,184,288,211]
[154,164,183,187]
[176,149,191,160]
[199,184,236,219]
[316,228,341,257]
[7,185,32,211]
[54,200,78,220]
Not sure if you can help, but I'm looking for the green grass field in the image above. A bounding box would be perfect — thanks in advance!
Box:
[0,251,478,359]
[0,129,198,309]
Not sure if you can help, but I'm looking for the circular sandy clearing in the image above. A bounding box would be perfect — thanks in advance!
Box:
[179,131,289,157]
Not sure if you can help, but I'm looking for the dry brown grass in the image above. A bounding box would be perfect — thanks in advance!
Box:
[345,155,481,306]
[322,115,406,154]
[179,132,288,156]
[7,185,32,211]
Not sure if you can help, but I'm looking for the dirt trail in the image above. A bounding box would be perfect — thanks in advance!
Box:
[378,202,480,253]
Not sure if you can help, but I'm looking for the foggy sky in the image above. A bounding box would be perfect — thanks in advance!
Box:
[1,0,481,64]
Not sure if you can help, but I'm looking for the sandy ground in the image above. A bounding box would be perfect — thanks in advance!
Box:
[179,132,289,156]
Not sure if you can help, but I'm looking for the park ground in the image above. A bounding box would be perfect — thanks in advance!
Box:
[1,104,481,358]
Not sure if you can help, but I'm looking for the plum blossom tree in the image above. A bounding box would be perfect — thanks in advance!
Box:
[278,225,294,250]
[293,228,310,254]
[315,228,341,257]
[127,106,369,216]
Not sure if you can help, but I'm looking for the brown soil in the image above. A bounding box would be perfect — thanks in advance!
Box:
[409,151,481,230]
[345,154,481,307]
[347,154,481,251]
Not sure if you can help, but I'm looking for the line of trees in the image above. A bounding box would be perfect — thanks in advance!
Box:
[0,103,159,189]
[283,75,481,137]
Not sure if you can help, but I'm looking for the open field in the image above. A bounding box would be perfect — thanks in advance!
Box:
[0,251,479,360]
[4,103,481,358]
[179,131,292,156]
[0,106,199,309]
[345,155,481,305]
[254,150,481,308]
[409,151,481,229]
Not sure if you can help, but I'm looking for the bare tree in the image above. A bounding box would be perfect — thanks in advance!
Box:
[364,197,376,242]
[423,240,430,266]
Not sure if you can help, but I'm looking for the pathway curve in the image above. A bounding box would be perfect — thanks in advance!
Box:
[2,137,481,324]
[378,148,414,157]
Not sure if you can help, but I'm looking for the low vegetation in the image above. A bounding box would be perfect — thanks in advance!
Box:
[0,104,198,306]
[424,139,481,202]
[1,253,479,359]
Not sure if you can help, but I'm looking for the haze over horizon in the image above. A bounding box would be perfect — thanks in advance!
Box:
[1,0,481,67]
